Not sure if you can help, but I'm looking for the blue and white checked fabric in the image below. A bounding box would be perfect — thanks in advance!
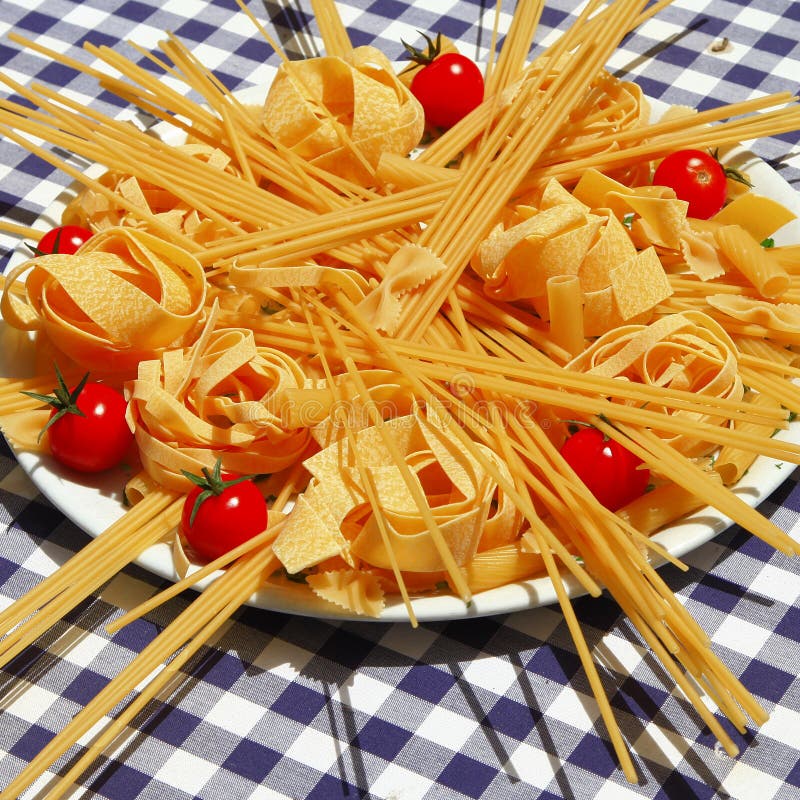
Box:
[1,1,799,798]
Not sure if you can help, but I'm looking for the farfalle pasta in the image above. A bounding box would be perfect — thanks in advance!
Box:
[306,569,385,617]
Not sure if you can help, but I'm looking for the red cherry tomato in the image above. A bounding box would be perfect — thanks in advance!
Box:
[652,149,727,219]
[36,225,93,255]
[181,467,268,563]
[560,427,650,511]
[46,381,133,473]
[410,52,484,129]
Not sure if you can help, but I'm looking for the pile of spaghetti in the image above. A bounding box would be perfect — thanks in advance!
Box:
[1,0,800,793]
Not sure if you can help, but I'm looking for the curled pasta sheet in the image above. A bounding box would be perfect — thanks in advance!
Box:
[272,406,522,576]
[475,203,596,300]
[0,408,49,453]
[521,65,649,185]
[568,310,744,456]
[126,322,311,491]
[1,227,206,377]
[711,191,797,243]
[574,168,689,251]
[565,71,648,145]
[472,177,672,335]
[262,45,425,184]
[306,569,385,617]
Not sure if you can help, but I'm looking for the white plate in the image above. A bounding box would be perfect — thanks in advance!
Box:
[2,91,799,623]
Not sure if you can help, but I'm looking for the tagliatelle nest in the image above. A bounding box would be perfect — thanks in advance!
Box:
[0,227,207,375]
[262,45,425,185]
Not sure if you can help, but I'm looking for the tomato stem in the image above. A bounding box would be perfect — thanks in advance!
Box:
[181,457,255,526]
[400,30,442,69]
[711,148,753,188]
[22,363,89,442]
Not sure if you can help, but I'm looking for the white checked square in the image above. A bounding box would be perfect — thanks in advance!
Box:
[596,780,655,800]
[546,688,598,730]
[631,720,692,770]
[335,672,394,717]
[154,751,219,796]
[379,625,438,662]
[125,23,170,50]
[28,34,74,60]
[713,616,771,659]
[370,761,436,800]
[22,540,68,577]
[205,693,266,737]
[332,3,361,29]
[415,705,474,752]
[505,607,562,643]
[595,632,647,677]
[283,726,342,772]
[220,13,268,38]
[731,8,780,34]
[748,563,800,606]
[0,466,39,501]
[191,44,233,73]
[410,0,462,14]
[503,742,558,790]
[56,629,109,671]
[23,772,63,800]
[672,69,722,98]
[4,684,62,724]
[378,21,422,51]
[721,760,784,800]
[61,6,112,29]
[460,655,519,696]
[161,0,208,17]
[772,55,800,83]
[253,636,313,680]
[247,787,295,800]
[761,705,800,750]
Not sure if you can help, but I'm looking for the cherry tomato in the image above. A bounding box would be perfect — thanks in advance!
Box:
[410,52,484,129]
[36,225,93,255]
[652,149,727,219]
[560,427,650,511]
[180,462,268,562]
[28,371,133,473]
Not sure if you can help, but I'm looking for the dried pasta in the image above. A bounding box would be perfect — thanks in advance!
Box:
[0,0,799,793]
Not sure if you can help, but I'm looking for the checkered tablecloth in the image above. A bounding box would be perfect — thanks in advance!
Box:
[1,1,799,798]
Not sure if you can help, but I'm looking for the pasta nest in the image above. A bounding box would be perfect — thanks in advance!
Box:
[0,226,207,376]
[568,310,745,458]
[126,320,311,491]
[63,145,248,247]
[262,45,425,185]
